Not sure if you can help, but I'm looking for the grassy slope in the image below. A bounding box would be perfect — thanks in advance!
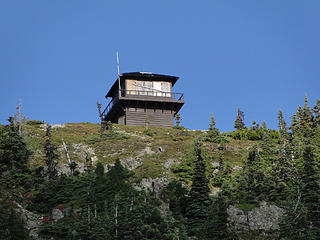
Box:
[23,122,257,182]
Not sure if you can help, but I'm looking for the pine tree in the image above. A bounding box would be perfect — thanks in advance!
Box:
[280,146,320,239]
[209,113,216,131]
[0,121,30,171]
[244,146,267,201]
[208,113,219,139]
[0,202,30,240]
[301,146,320,238]
[234,108,245,130]
[44,125,58,180]
[290,96,315,139]
[200,194,231,240]
[312,99,320,126]
[278,110,289,139]
[186,141,211,235]
[93,162,108,213]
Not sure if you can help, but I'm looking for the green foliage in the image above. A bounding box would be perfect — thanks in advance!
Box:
[199,194,232,240]
[234,108,245,130]
[243,146,269,202]
[279,146,320,239]
[185,142,211,235]
[301,146,320,237]
[44,125,58,180]
[26,120,45,125]
[290,96,315,140]
[175,114,181,127]
[172,145,213,185]
[0,124,30,172]
[0,200,30,240]
[161,180,188,219]
[143,128,155,137]
[32,160,181,240]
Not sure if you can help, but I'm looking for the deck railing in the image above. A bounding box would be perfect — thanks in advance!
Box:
[120,89,184,102]
[102,95,118,118]
[103,89,184,118]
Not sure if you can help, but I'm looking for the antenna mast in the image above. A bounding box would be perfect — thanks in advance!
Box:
[116,51,121,96]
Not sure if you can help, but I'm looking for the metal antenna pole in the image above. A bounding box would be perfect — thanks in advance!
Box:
[117,51,121,96]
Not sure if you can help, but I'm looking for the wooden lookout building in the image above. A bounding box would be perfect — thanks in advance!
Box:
[102,72,184,127]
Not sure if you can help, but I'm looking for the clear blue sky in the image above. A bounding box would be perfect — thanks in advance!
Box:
[1,0,320,131]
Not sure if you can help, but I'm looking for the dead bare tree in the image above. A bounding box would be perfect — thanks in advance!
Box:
[14,99,27,136]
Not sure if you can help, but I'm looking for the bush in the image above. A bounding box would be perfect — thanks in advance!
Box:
[232,129,263,140]
[143,129,155,137]
[26,120,45,125]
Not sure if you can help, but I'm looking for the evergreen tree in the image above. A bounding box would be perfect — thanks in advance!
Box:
[199,194,231,240]
[209,113,216,131]
[208,113,219,140]
[93,162,108,212]
[290,96,315,140]
[0,202,30,240]
[234,108,245,130]
[0,122,30,172]
[278,110,289,140]
[301,146,320,238]
[279,190,308,240]
[44,125,58,180]
[186,141,211,235]
[280,146,320,239]
[312,99,320,126]
[106,159,133,196]
[243,146,267,201]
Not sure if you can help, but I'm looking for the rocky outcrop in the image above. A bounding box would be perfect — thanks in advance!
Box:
[10,201,43,239]
[227,201,284,231]
[133,177,169,193]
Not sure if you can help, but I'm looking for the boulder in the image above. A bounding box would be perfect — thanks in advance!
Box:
[227,202,284,232]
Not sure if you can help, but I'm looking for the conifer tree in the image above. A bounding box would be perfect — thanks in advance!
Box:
[290,96,315,139]
[0,204,30,240]
[0,120,30,171]
[44,125,58,180]
[312,99,320,126]
[301,146,320,238]
[234,108,245,130]
[207,113,219,141]
[279,146,320,240]
[200,194,231,240]
[186,141,211,235]
[278,110,289,139]
[244,146,267,201]
[209,113,216,131]
[93,162,107,212]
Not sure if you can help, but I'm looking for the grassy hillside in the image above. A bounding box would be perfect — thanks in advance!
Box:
[22,121,257,183]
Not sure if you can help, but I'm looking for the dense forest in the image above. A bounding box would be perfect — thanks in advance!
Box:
[0,97,319,240]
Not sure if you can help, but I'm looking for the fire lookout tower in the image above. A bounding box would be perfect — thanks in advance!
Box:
[102,72,184,127]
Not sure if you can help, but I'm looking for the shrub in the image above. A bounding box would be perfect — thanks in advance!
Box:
[26,120,45,125]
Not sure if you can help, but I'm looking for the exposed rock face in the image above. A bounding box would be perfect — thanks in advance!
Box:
[133,177,169,193]
[120,146,156,170]
[227,202,284,232]
[163,158,180,169]
[248,201,284,230]
[52,208,64,222]
[72,143,98,163]
[10,201,43,239]
[120,157,143,170]
[227,206,249,230]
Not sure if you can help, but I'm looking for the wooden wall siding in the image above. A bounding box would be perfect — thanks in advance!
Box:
[118,115,125,125]
[125,109,174,127]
